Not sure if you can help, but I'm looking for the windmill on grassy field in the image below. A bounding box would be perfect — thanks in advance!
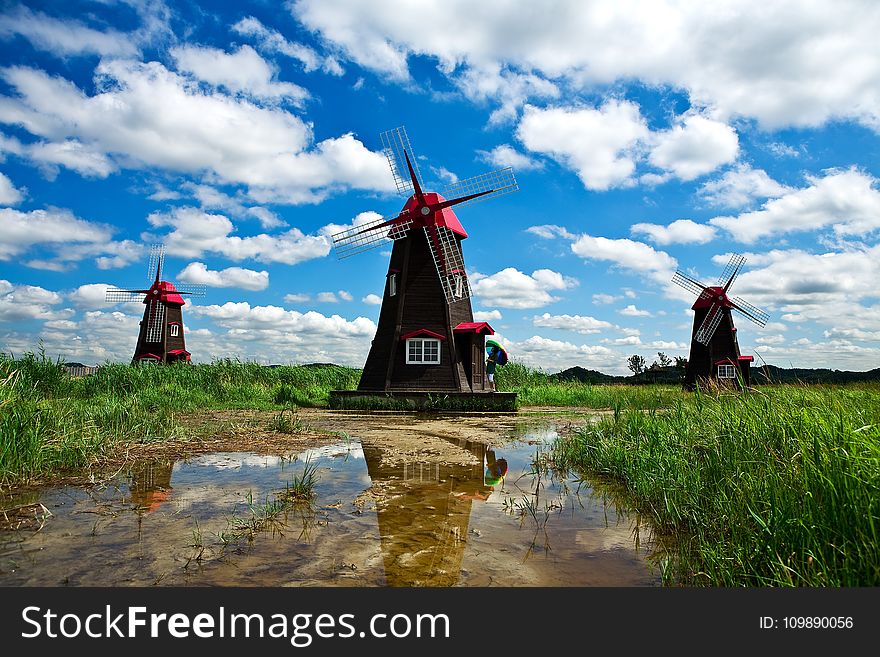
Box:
[330,126,518,393]
[672,253,769,390]
[105,245,206,364]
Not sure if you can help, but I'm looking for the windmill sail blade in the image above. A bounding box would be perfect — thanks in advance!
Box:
[424,225,471,304]
[105,287,147,303]
[694,303,724,345]
[730,296,769,327]
[718,252,746,290]
[174,283,206,297]
[145,300,166,343]
[331,213,414,259]
[148,244,166,282]
[380,126,423,196]
[442,168,518,210]
[671,270,708,298]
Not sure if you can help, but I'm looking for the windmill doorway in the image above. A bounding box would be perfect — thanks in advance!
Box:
[453,322,493,392]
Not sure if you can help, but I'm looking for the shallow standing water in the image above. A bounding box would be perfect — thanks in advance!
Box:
[0,411,661,587]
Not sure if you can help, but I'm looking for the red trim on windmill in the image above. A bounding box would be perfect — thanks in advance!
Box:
[400,328,447,341]
[453,322,495,334]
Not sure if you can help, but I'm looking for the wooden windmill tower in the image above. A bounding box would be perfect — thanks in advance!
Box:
[672,253,769,390]
[331,127,518,393]
[105,245,206,364]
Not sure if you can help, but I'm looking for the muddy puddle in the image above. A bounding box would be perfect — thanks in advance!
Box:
[0,411,662,587]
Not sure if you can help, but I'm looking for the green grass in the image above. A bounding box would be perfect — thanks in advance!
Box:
[0,350,359,485]
[496,360,686,409]
[552,384,880,586]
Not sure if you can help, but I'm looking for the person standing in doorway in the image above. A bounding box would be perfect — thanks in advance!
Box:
[486,344,500,392]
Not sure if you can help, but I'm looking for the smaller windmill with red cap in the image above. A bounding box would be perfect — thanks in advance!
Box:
[105,245,206,364]
[331,126,518,393]
[672,253,769,390]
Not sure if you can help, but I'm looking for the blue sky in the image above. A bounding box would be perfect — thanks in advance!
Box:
[1,0,879,375]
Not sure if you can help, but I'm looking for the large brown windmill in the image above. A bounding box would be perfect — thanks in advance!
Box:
[672,253,769,390]
[331,127,518,393]
[105,245,206,364]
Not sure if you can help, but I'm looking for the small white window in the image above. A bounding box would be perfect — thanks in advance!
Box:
[717,364,736,379]
[388,273,397,297]
[453,273,464,299]
[169,324,180,337]
[406,338,441,364]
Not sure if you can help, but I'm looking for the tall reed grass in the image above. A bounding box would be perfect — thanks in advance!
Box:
[0,351,359,485]
[553,384,880,586]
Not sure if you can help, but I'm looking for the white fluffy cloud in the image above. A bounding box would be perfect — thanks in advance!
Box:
[733,246,880,310]
[0,60,393,203]
[575,235,676,284]
[592,293,620,305]
[177,262,270,291]
[710,168,880,243]
[232,16,344,76]
[0,5,140,58]
[188,302,376,365]
[146,207,331,265]
[457,65,560,125]
[0,172,23,205]
[532,312,613,335]
[517,101,648,190]
[647,115,739,181]
[476,144,543,171]
[171,44,309,104]
[618,304,652,317]
[0,279,71,323]
[0,207,119,265]
[69,283,113,309]
[507,335,621,373]
[630,219,717,245]
[362,293,383,305]
[470,267,578,309]
[528,224,678,285]
[292,0,880,131]
[698,163,792,209]
[0,133,116,179]
[518,103,738,189]
[473,309,502,321]
[315,291,353,303]
[180,183,285,229]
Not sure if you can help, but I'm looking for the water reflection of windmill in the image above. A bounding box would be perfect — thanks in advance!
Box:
[360,435,498,587]
[672,253,769,390]
[128,460,174,514]
[330,127,518,394]
[104,245,205,364]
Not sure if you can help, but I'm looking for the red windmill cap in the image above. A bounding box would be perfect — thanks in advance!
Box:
[400,192,468,238]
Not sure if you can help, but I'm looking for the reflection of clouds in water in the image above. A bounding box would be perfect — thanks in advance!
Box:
[165,483,236,511]
[574,525,647,553]
[298,442,364,462]
[510,427,558,444]
[177,443,363,474]
[182,452,283,470]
